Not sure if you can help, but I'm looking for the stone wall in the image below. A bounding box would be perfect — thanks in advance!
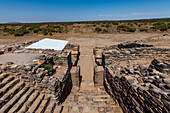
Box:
[104,67,169,113]
[94,42,170,113]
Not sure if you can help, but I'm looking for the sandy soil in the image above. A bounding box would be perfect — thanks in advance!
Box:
[0,33,169,53]
[0,53,41,65]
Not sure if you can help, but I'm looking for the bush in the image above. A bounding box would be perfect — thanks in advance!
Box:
[42,30,48,35]
[3,27,15,34]
[138,24,142,27]
[127,27,136,32]
[101,25,105,27]
[33,28,41,33]
[44,64,53,71]
[56,28,62,33]
[49,32,53,36]
[105,24,110,28]
[103,29,108,33]
[112,22,119,25]
[153,22,163,26]
[14,31,24,36]
[139,29,148,32]
[160,26,168,31]
[118,25,126,28]
[95,27,102,32]
[47,28,55,32]
[134,22,138,25]
[127,23,131,25]
[14,29,29,36]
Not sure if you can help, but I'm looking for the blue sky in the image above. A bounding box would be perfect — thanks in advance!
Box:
[0,0,170,23]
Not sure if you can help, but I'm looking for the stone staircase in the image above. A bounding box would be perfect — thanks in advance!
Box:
[0,73,62,113]
[61,54,123,113]
[62,80,122,113]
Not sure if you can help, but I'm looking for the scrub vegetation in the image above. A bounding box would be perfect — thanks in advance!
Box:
[0,18,170,37]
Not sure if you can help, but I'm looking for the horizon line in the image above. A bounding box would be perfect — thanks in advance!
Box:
[0,17,170,24]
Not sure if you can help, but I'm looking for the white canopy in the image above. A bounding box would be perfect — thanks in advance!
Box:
[25,38,68,51]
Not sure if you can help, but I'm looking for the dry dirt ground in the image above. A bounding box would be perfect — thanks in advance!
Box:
[0,33,170,53]
[0,53,41,65]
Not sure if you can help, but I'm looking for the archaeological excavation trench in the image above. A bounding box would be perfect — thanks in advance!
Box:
[0,40,169,113]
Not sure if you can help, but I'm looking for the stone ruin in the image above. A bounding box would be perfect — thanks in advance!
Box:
[0,40,81,112]
[0,39,169,113]
[93,41,170,113]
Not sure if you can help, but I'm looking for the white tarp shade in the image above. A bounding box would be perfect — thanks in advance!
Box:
[25,38,68,51]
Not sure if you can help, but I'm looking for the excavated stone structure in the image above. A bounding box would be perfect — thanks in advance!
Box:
[94,41,170,113]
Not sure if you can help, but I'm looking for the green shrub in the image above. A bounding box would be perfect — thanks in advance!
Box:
[56,28,62,33]
[3,27,15,34]
[105,24,110,28]
[42,30,48,35]
[127,27,136,32]
[101,25,105,27]
[139,29,148,32]
[160,26,168,31]
[95,27,102,32]
[49,32,53,36]
[14,31,24,36]
[103,29,108,33]
[14,29,29,36]
[112,22,119,25]
[29,27,34,30]
[56,25,61,28]
[134,22,138,25]
[118,25,126,28]
[33,28,41,33]
[127,23,131,25]
[43,64,53,71]
[153,22,163,26]
[138,24,142,27]
[48,28,55,32]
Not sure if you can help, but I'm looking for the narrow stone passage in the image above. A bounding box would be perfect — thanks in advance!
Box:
[62,52,122,113]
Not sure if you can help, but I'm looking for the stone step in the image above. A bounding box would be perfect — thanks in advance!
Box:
[0,85,29,113]
[0,78,20,97]
[8,88,34,113]
[0,73,9,82]
[0,81,25,108]
[61,105,122,113]
[27,93,45,113]
[44,100,56,113]
[0,76,14,89]
[35,96,51,113]
[17,91,40,113]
